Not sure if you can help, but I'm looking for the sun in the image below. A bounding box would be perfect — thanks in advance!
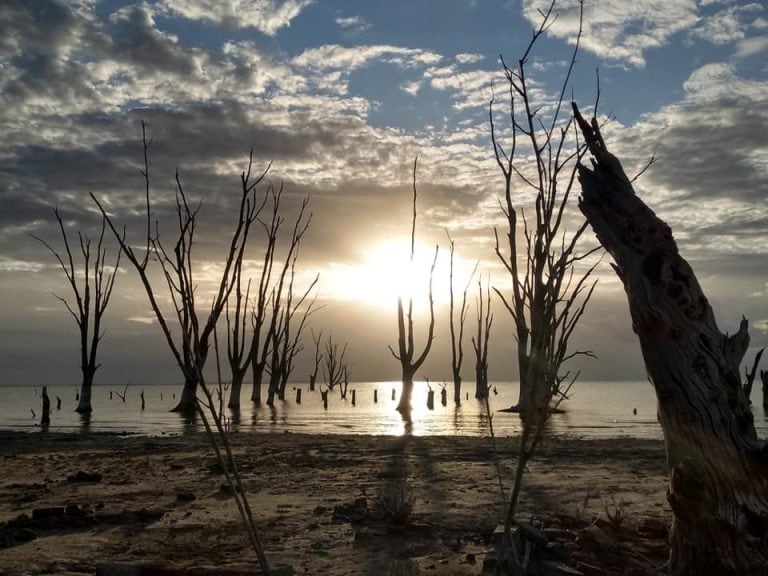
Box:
[323,239,475,311]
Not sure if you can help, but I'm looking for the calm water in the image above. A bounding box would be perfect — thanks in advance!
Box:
[1,380,767,439]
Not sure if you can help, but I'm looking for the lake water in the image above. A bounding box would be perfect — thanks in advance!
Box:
[1,380,766,439]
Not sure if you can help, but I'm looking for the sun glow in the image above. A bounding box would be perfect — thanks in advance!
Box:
[323,239,476,310]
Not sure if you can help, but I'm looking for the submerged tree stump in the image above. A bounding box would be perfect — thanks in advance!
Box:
[573,103,768,576]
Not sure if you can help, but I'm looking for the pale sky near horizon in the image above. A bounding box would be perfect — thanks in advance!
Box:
[1,0,766,387]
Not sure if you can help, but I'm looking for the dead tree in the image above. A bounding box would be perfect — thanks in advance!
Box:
[249,190,311,407]
[271,257,320,401]
[41,386,51,427]
[744,348,765,404]
[389,158,438,414]
[31,209,120,414]
[471,276,493,400]
[309,329,323,391]
[574,103,768,576]
[340,365,351,401]
[248,185,283,406]
[323,335,348,392]
[92,122,266,415]
[489,4,598,573]
[447,232,476,405]
[491,1,596,421]
[225,274,253,410]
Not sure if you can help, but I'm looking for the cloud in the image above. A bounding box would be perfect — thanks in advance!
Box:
[401,80,422,96]
[335,15,371,35]
[522,0,699,68]
[690,3,764,45]
[455,53,484,64]
[735,35,768,58]
[160,0,312,34]
[605,64,768,260]
[292,44,442,71]
[108,5,198,75]
[425,65,500,110]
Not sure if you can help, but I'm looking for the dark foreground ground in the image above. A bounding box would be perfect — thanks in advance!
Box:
[0,431,670,575]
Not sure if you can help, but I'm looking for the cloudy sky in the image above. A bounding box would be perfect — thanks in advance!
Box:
[1,0,766,387]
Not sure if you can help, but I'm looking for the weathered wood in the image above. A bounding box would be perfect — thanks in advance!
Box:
[573,103,768,576]
[744,348,765,403]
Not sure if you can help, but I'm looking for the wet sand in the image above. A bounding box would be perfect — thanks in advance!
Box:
[0,431,671,575]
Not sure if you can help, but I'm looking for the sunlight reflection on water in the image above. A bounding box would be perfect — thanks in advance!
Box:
[1,380,766,439]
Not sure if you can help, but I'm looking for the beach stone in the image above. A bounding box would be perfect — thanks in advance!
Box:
[331,496,368,524]
[517,521,548,545]
[0,526,37,549]
[176,490,196,502]
[66,470,102,483]
[576,524,616,554]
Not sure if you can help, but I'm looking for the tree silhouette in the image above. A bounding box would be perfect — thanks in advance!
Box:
[389,158,437,415]
[31,209,120,413]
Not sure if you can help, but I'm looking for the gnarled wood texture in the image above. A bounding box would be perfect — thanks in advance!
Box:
[573,103,768,576]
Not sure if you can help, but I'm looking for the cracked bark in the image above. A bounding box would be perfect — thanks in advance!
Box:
[574,103,768,576]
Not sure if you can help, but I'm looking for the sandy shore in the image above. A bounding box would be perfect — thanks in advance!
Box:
[0,431,671,575]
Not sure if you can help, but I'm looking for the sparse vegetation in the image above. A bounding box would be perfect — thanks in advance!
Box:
[375,482,416,526]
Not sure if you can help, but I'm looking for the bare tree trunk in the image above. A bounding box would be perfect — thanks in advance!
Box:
[173,375,198,414]
[228,370,245,410]
[76,367,96,413]
[447,233,474,407]
[472,277,492,400]
[251,361,265,405]
[397,372,416,414]
[389,158,437,415]
[575,103,768,576]
[41,386,51,427]
[452,368,462,405]
[762,370,768,410]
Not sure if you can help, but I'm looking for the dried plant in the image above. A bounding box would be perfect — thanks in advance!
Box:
[376,482,416,526]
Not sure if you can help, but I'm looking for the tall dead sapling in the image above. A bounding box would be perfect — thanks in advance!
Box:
[447,231,477,405]
[92,122,266,415]
[471,276,493,400]
[93,130,273,572]
[489,2,598,572]
[31,209,120,414]
[743,347,764,403]
[308,329,323,391]
[574,103,768,576]
[492,0,596,419]
[389,158,438,414]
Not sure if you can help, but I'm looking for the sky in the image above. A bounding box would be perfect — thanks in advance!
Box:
[0,0,766,388]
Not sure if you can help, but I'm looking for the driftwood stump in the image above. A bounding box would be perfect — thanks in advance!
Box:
[573,103,768,576]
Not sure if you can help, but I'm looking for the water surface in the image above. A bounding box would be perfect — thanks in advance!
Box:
[1,380,766,439]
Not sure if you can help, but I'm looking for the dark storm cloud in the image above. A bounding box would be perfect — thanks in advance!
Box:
[646,97,768,204]
[0,1,98,108]
[107,5,197,77]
